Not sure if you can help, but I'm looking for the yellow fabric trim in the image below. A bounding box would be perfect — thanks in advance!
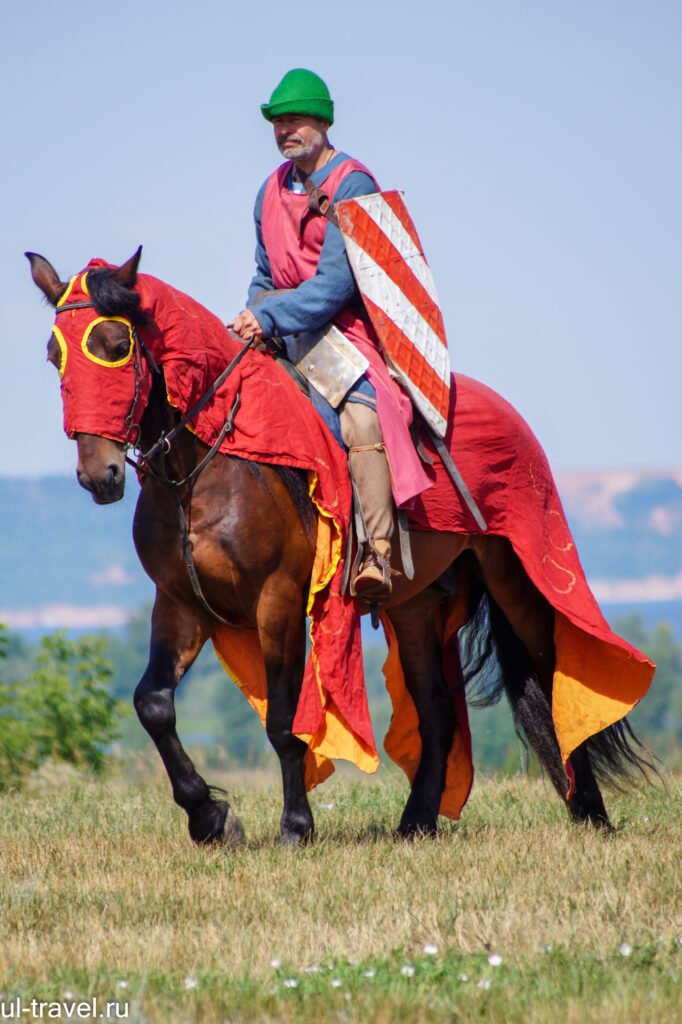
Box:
[51,325,68,379]
[211,625,335,791]
[552,612,655,768]
[81,317,134,368]
[80,273,90,297]
[304,471,379,773]
[56,275,78,308]
[208,471,379,789]
[305,472,342,609]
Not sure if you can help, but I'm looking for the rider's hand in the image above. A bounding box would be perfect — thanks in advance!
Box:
[230,309,264,343]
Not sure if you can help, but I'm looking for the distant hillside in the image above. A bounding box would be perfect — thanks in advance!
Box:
[0,476,152,628]
[1,470,681,635]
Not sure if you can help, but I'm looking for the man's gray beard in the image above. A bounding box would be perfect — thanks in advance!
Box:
[277,138,316,160]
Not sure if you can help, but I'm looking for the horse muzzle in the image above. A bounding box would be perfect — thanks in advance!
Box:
[75,433,127,504]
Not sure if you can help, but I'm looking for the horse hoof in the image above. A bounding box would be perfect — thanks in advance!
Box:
[220,805,246,849]
[190,801,246,847]
[280,828,314,847]
[280,811,315,847]
[396,818,438,840]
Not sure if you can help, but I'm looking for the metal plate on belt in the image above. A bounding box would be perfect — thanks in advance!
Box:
[285,323,369,408]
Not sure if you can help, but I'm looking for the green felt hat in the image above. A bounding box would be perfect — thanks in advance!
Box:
[261,69,334,125]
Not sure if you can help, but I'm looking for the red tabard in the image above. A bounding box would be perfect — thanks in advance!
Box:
[260,159,432,507]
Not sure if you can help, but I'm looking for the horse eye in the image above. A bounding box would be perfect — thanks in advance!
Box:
[113,340,130,360]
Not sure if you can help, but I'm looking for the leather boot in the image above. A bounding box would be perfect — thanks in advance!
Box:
[354,538,393,602]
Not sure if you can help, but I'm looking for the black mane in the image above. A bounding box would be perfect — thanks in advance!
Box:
[86,267,148,327]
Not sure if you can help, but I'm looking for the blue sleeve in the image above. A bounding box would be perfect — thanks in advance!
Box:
[248,170,377,338]
[246,180,273,304]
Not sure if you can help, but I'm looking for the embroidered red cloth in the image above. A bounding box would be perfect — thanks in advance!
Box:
[394,373,655,813]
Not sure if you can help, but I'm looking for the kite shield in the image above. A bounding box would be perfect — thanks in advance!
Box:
[336,190,451,438]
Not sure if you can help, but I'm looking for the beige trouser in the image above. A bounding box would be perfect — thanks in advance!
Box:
[338,400,394,546]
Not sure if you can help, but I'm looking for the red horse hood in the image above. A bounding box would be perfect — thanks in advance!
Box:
[51,261,151,442]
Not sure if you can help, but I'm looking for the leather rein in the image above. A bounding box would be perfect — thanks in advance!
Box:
[57,299,256,628]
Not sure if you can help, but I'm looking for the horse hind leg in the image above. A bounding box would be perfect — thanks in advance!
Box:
[134,592,245,847]
[471,536,609,826]
[387,588,457,837]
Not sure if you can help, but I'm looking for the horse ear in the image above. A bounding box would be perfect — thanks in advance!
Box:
[25,252,67,306]
[110,246,142,288]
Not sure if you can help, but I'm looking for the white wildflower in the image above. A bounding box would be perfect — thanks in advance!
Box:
[423,944,439,956]
[477,978,491,990]
[488,954,503,967]
[459,973,469,982]
[540,944,553,954]
[283,978,298,989]
[330,978,342,988]
[364,969,375,978]
[184,977,198,990]
[401,964,415,977]
[619,943,632,957]
[117,980,128,989]
[304,964,320,974]
[321,803,334,809]
[642,816,649,823]
[63,993,74,1001]
[270,958,281,969]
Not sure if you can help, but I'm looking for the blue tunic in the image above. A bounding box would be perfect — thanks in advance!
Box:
[246,151,377,338]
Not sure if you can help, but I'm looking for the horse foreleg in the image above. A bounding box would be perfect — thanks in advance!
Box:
[387,589,456,837]
[133,592,245,847]
[257,575,313,845]
[473,537,609,827]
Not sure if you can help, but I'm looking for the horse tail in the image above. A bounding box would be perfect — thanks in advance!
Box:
[457,579,507,709]
[579,719,659,790]
[477,587,659,789]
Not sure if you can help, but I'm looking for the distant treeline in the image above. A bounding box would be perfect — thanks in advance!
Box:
[1,610,680,776]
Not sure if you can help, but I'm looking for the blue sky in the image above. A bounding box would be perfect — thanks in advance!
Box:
[2,0,680,476]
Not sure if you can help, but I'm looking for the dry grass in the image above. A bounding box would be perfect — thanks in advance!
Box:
[0,759,680,1022]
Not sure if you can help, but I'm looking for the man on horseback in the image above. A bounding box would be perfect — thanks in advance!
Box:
[231,68,431,601]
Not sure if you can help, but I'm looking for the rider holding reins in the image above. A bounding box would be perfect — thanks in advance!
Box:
[231,69,430,601]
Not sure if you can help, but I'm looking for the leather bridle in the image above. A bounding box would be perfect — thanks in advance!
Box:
[56,298,256,628]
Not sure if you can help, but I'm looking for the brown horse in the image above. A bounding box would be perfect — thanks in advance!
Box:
[27,249,650,847]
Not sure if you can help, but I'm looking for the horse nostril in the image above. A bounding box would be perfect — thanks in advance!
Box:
[109,462,120,482]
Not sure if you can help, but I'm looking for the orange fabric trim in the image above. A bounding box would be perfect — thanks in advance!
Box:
[210,498,379,791]
[552,612,655,771]
[211,625,335,791]
[381,575,473,821]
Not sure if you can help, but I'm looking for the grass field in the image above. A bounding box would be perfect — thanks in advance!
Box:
[1,758,681,1023]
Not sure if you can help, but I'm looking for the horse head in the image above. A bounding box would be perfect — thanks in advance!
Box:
[27,249,151,504]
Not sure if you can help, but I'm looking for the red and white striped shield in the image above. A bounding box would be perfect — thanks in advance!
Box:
[336,190,451,438]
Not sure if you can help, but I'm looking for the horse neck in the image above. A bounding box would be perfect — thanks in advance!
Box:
[139,367,203,482]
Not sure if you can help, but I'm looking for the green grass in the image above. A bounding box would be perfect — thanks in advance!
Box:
[1,762,681,1023]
